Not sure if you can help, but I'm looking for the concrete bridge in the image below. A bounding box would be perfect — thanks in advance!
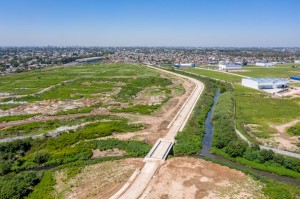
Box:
[144,138,175,163]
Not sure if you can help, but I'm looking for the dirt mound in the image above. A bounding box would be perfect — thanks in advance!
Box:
[144,157,266,199]
[91,148,126,158]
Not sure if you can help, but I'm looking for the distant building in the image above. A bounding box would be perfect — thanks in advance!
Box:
[75,57,102,63]
[255,62,275,67]
[175,63,196,68]
[295,60,300,64]
[218,61,242,70]
[207,61,217,65]
[242,78,290,90]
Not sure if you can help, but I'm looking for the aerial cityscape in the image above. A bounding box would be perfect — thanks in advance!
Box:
[0,0,300,199]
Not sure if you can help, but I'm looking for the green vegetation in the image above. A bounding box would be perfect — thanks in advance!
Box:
[232,65,300,78]
[211,91,238,149]
[0,103,22,110]
[0,63,161,96]
[116,76,172,102]
[0,63,178,199]
[0,172,40,199]
[26,171,54,199]
[235,85,300,138]
[211,91,300,179]
[201,156,300,199]
[111,104,160,115]
[262,179,300,199]
[184,68,242,82]
[0,114,39,123]
[0,115,122,138]
[287,122,300,136]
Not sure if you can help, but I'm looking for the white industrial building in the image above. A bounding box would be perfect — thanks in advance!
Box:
[295,60,300,64]
[242,78,290,90]
[255,62,275,67]
[218,61,242,70]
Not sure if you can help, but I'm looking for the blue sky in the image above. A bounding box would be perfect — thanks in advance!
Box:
[0,0,300,47]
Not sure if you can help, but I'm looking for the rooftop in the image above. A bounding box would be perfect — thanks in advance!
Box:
[247,78,289,83]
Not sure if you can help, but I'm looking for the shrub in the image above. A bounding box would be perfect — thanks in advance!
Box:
[33,151,50,164]
[257,149,274,164]
[225,140,247,157]
[0,163,10,175]
[0,172,40,199]
[26,171,55,199]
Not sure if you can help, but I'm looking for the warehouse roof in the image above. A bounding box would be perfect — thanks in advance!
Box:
[247,78,289,83]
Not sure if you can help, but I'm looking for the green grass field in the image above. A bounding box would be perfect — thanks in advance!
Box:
[0,63,177,117]
[183,68,242,82]
[231,64,300,78]
[235,85,300,138]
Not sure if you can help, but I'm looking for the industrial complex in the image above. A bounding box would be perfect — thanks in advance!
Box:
[242,78,290,91]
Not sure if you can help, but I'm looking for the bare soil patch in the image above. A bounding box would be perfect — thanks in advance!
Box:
[144,157,266,199]
[91,148,126,158]
[268,120,300,152]
[54,158,144,199]
[279,87,300,98]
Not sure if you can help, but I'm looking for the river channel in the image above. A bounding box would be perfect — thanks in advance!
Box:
[198,89,300,186]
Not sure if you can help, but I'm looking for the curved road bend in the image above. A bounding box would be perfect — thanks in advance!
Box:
[110,66,204,199]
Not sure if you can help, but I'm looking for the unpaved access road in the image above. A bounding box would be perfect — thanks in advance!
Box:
[111,66,205,199]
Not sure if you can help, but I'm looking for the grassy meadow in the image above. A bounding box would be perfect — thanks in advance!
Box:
[231,63,300,78]
[183,68,242,82]
[235,85,300,138]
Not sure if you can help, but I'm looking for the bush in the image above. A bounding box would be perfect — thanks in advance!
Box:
[257,149,274,164]
[225,140,247,157]
[0,163,11,175]
[26,171,54,199]
[33,151,50,164]
[0,172,40,199]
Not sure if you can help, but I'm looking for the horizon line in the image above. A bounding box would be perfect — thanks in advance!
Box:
[1,45,300,48]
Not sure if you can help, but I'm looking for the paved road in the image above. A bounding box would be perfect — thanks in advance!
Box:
[111,66,205,199]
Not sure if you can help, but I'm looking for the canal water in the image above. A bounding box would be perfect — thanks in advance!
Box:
[198,89,300,186]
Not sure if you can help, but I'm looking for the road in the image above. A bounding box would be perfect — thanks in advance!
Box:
[110,66,204,199]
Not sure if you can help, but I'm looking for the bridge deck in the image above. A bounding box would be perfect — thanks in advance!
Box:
[144,138,175,162]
